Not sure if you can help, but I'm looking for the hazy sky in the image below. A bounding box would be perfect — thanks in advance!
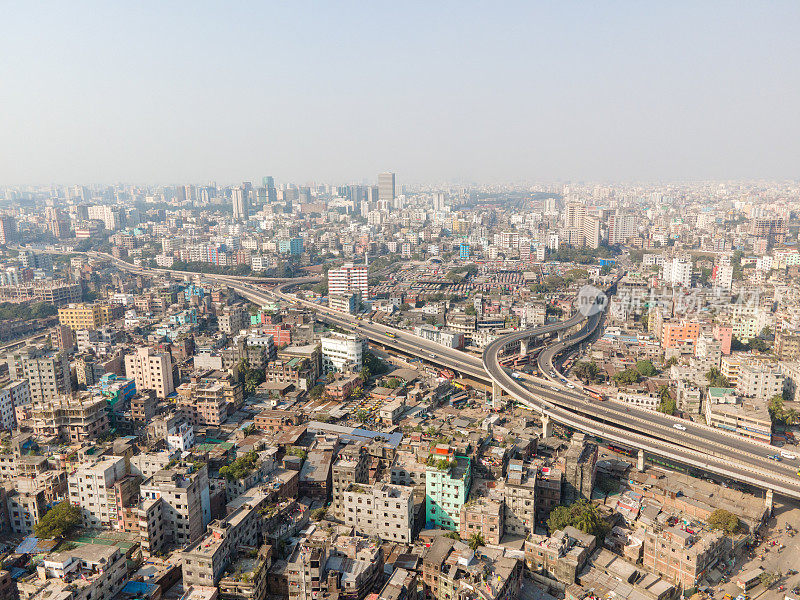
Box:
[2,2,799,186]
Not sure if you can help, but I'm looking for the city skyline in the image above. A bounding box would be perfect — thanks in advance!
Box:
[2,2,799,185]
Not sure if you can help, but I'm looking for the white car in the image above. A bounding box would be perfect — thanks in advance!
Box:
[566,383,575,389]
[781,450,798,460]
[673,424,687,431]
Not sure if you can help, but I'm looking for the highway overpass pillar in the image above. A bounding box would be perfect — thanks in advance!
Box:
[541,415,552,438]
[519,338,529,356]
[765,489,774,515]
[557,330,564,342]
[492,382,502,406]
[637,449,645,472]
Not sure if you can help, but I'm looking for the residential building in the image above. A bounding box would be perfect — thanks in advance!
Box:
[321,332,364,374]
[328,263,368,299]
[125,347,175,398]
[67,456,128,528]
[643,526,728,588]
[736,364,784,400]
[425,445,471,530]
[459,495,504,545]
[139,463,211,554]
[331,442,370,518]
[341,482,414,543]
[503,460,537,538]
[30,392,110,442]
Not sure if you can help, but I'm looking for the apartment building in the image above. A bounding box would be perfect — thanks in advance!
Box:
[643,526,728,588]
[704,400,772,443]
[57,302,118,332]
[6,347,72,403]
[17,544,127,600]
[0,379,29,429]
[341,482,414,543]
[125,347,175,398]
[503,460,537,538]
[287,533,382,600]
[328,263,368,298]
[176,374,243,426]
[459,495,504,545]
[139,463,211,554]
[775,330,800,361]
[68,456,128,528]
[5,484,46,535]
[321,333,365,374]
[425,446,471,530]
[736,364,784,400]
[422,537,522,600]
[218,304,250,335]
[31,392,110,442]
[413,325,465,349]
[181,487,272,586]
[661,321,701,350]
[559,435,597,503]
[266,357,313,392]
[331,442,370,518]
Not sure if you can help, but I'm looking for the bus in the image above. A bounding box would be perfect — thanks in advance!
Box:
[584,388,606,402]
[385,332,397,339]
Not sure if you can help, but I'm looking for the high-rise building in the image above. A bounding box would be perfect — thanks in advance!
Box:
[328,262,368,298]
[714,255,734,292]
[68,455,129,528]
[125,347,175,398]
[581,216,601,249]
[459,241,470,259]
[321,332,365,374]
[433,192,448,211]
[378,172,396,208]
[608,212,638,245]
[18,349,72,403]
[0,215,17,245]
[564,202,586,229]
[663,255,693,287]
[425,445,471,530]
[232,186,249,221]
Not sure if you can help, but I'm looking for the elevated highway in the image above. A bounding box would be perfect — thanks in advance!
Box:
[91,253,800,501]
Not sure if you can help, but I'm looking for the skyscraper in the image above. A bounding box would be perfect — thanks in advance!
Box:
[378,172,395,208]
[232,186,248,222]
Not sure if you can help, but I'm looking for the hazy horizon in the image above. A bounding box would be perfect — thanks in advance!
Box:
[2,2,799,186]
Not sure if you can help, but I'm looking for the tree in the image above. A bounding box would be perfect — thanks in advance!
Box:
[311,507,327,521]
[612,368,641,385]
[468,533,485,550]
[707,508,740,534]
[664,356,678,368]
[635,360,657,377]
[546,500,609,537]
[657,388,677,415]
[705,367,730,388]
[35,501,81,539]
[759,571,779,588]
[355,409,370,423]
[219,451,259,481]
[464,305,477,316]
[444,530,461,540]
[309,384,325,400]
[384,377,403,389]
[574,361,600,384]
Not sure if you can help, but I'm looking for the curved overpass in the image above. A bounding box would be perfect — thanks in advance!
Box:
[91,253,800,499]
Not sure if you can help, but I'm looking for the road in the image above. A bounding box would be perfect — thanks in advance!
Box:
[89,252,800,500]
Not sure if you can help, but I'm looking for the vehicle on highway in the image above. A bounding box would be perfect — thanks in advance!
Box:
[767,454,782,461]
[429,353,436,358]
[385,332,397,338]
[511,371,523,379]
[781,450,798,460]
[584,388,606,401]
[673,424,687,431]
[566,383,575,389]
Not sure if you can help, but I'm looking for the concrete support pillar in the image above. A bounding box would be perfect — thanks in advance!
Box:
[541,415,553,438]
[637,449,645,472]
[492,381,502,406]
[765,488,774,515]
[558,330,565,342]
[519,338,529,357]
